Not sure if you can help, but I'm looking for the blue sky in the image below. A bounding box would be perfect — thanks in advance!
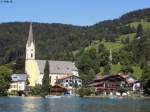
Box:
[0,0,150,26]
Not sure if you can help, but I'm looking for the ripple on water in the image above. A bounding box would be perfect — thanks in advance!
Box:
[0,97,149,112]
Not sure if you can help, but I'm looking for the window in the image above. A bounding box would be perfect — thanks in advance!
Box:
[13,85,17,88]
[65,84,68,87]
[31,53,33,58]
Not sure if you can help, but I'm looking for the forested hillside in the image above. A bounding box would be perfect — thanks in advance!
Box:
[0,8,150,75]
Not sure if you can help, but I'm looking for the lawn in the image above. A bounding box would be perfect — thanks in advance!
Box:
[99,64,142,79]
[130,21,150,30]
[102,42,124,52]
[120,33,136,42]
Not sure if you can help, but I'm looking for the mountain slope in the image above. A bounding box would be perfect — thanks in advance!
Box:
[0,8,150,66]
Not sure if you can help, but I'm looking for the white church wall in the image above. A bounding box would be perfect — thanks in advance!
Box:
[26,42,35,60]
[38,74,69,86]
[25,60,39,86]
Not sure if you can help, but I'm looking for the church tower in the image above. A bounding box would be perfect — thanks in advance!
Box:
[26,23,35,60]
[25,23,39,86]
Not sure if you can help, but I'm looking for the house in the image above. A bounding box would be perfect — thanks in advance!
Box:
[49,85,68,95]
[91,75,127,95]
[91,73,140,96]
[25,23,79,86]
[8,74,27,92]
[119,73,140,92]
[56,75,82,94]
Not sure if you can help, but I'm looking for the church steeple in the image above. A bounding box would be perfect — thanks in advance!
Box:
[26,23,35,60]
[27,23,34,46]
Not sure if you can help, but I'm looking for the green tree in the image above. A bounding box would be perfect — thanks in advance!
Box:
[136,24,143,38]
[76,50,97,86]
[26,76,30,86]
[82,68,95,86]
[141,64,150,95]
[29,84,43,96]
[42,61,50,95]
[112,52,120,64]
[132,31,150,65]
[14,57,25,73]
[0,66,12,96]
[118,50,132,65]
[78,86,92,97]
[125,36,130,45]
[121,65,133,74]
[103,64,110,75]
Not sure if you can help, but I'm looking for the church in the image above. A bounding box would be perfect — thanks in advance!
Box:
[25,23,79,87]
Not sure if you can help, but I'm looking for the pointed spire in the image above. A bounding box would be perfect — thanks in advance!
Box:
[109,49,112,64]
[27,23,34,46]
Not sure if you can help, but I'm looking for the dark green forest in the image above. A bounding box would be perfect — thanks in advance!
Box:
[0,8,150,71]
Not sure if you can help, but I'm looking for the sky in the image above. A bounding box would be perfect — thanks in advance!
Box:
[0,0,150,26]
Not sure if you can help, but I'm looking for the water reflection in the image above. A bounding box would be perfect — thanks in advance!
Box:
[0,97,149,112]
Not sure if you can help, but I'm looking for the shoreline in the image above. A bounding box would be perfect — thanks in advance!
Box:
[84,95,150,99]
[5,95,150,99]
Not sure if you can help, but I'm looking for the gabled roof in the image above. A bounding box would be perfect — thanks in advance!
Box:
[36,60,78,74]
[94,75,125,82]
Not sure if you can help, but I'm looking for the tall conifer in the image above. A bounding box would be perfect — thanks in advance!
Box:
[42,61,50,95]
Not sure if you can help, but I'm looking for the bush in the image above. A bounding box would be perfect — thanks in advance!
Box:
[28,84,43,96]
[78,86,92,97]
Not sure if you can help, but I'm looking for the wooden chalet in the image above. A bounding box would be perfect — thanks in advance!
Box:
[49,85,68,95]
[91,75,127,95]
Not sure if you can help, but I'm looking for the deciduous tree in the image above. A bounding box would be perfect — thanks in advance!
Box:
[0,66,12,96]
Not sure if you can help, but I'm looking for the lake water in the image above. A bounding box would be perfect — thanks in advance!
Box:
[0,96,150,112]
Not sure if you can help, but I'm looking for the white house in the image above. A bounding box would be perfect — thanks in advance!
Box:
[56,75,82,94]
[8,74,27,92]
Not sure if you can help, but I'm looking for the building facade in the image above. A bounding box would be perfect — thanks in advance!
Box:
[25,23,79,86]
[91,74,140,96]
[8,74,27,92]
[56,75,82,94]
[91,75,126,95]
